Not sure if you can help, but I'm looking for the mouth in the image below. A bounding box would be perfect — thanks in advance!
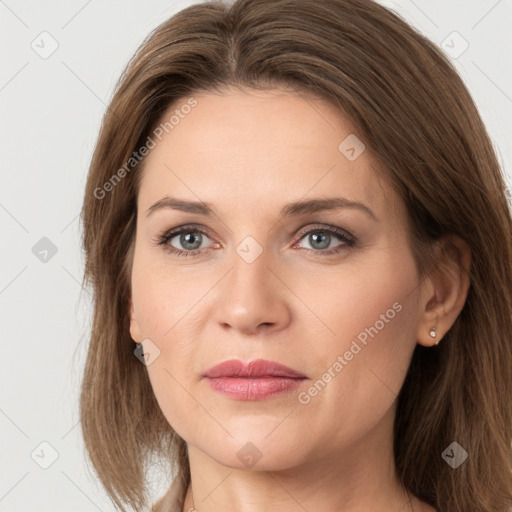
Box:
[203,359,308,400]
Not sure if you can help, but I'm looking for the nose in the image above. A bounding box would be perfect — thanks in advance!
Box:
[212,243,292,336]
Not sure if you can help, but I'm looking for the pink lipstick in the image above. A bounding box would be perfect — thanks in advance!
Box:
[203,359,307,400]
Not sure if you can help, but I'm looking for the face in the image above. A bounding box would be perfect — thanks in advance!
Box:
[129,86,426,470]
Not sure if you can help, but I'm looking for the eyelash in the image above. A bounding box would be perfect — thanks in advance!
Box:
[154,223,356,258]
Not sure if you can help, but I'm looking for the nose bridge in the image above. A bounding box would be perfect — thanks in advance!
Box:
[214,233,290,334]
[230,235,274,306]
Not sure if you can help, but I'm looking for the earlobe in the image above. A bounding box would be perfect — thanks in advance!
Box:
[129,297,143,343]
[416,236,471,348]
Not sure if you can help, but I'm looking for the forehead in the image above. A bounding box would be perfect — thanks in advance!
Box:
[137,87,393,219]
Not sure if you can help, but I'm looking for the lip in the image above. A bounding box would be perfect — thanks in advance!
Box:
[204,359,306,379]
[203,359,308,400]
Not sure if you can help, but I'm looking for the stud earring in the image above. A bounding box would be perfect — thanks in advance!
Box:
[429,327,442,346]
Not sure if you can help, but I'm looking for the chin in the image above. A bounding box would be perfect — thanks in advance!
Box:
[189,427,313,472]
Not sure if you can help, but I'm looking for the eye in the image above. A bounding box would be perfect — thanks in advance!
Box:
[156,225,215,258]
[294,224,356,255]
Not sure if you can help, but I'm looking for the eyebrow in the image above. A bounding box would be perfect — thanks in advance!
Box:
[145,196,377,221]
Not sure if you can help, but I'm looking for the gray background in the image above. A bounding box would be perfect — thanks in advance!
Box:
[1,0,511,510]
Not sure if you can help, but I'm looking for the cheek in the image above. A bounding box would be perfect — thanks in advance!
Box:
[131,249,207,341]
[328,260,419,387]
[143,357,202,443]
[285,254,418,358]
[131,255,215,439]
[291,258,419,441]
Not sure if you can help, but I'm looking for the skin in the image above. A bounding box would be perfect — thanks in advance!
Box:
[129,86,470,512]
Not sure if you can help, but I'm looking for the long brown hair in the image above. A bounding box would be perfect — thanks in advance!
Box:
[79,0,512,510]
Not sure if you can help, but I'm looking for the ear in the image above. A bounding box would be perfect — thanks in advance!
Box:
[416,235,471,347]
[129,296,143,343]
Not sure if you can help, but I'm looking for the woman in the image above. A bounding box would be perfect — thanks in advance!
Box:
[79,0,512,511]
